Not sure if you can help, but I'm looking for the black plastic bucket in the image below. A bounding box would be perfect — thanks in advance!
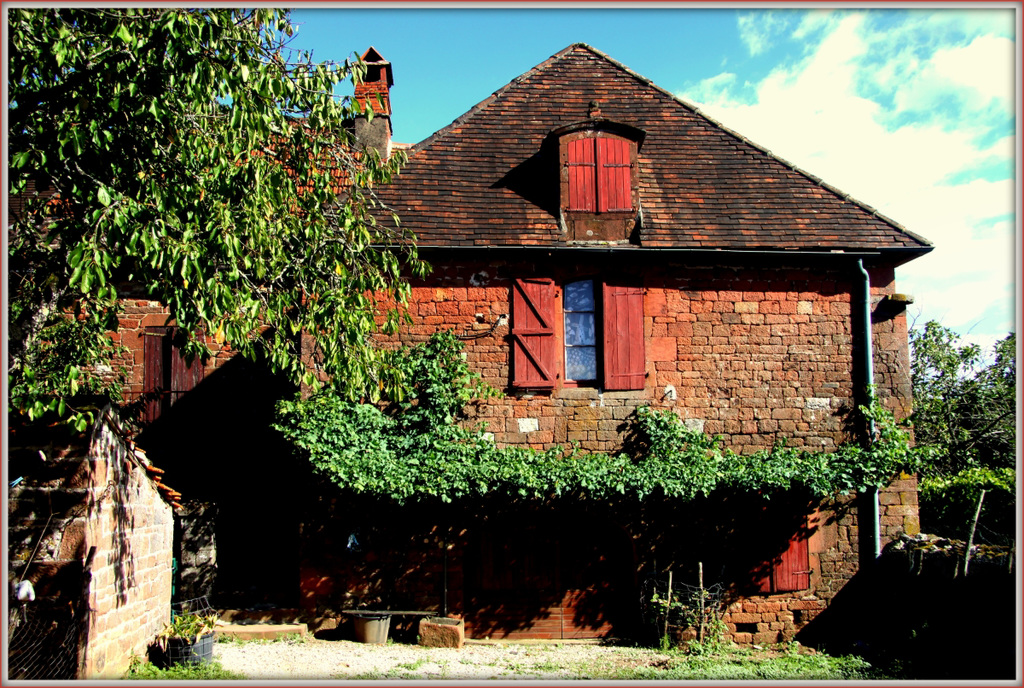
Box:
[353,614,391,644]
[166,632,214,666]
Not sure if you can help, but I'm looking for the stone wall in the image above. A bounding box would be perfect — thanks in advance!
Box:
[395,256,910,456]
[105,297,235,405]
[8,410,174,678]
[350,254,920,643]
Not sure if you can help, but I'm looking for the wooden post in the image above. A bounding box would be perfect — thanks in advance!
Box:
[663,570,673,642]
[698,562,705,642]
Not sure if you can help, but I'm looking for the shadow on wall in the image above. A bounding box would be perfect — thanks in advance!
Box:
[797,545,1017,680]
[300,493,639,640]
[134,354,306,608]
[299,489,832,642]
[462,501,637,640]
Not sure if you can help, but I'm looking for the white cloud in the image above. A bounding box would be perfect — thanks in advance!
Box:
[679,9,1017,340]
[737,11,794,57]
[886,33,1015,124]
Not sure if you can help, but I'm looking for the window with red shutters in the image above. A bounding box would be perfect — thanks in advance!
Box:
[511,278,558,389]
[511,278,645,392]
[756,530,811,594]
[143,326,205,423]
[565,135,634,213]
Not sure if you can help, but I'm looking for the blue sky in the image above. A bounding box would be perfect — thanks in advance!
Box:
[289,6,1018,353]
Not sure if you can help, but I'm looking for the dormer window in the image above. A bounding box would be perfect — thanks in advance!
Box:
[566,136,633,213]
[553,119,644,243]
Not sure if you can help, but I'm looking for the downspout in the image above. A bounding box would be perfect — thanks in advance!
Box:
[856,259,882,562]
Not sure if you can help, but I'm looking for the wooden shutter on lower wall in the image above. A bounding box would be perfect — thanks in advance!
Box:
[773,531,811,592]
[757,531,811,594]
[602,283,645,391]
[511,278,557,389]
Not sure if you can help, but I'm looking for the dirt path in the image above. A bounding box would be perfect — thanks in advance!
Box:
[214,638,671,680]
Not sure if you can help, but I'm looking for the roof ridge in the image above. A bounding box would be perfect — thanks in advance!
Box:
[683,101,933,248]
[409,44,587,154]
[404,43,931,252]
[571,44,931,249]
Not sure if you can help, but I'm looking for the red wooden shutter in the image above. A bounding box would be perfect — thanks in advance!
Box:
[511,278,557,389]
[170,342,204,406]
[755,530,811,594]
[566,139,596,212]
[143,328,167,423]
[143,327,205,422]
[602,283,645,391]
[773,532,810,592]
[596,137,632,212]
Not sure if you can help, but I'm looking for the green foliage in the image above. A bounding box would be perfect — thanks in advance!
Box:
[910,322,1016,475]
[919,467,1016,543]
[276,331,922,504]
[6,303,127,432]
[910,322,1016,541]
[124,657,243,680]
[158,612,218,642]
[577,646,877,680]
[8,8,424,426]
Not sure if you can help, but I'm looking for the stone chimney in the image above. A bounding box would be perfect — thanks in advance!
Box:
[353,46,393,159]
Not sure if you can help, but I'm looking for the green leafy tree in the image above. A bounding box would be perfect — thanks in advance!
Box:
[910,321,1016,543]
[8,8,423,430]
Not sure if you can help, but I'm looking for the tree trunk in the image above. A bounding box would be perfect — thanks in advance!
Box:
[960,488,986,578]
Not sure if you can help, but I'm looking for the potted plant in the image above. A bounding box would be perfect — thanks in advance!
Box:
[156,611,218,667]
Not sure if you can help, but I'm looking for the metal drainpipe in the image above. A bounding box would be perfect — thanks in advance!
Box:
[857,259,882,561]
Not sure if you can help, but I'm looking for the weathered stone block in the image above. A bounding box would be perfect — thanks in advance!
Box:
[728,612,761,624]
[418,616,465,648]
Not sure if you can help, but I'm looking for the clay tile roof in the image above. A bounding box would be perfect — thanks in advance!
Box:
[377,43,932,261]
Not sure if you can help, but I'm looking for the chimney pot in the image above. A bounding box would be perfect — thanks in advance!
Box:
[353,46,393,159]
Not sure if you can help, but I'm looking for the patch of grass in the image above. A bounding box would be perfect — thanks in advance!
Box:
[215,632,310,645]
[531,659,563,674]
[346,670,388,680]
[123,659,245,680]
[564,645,880,681]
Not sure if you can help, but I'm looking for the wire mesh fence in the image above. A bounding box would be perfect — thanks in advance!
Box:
[171,595,215,619]
[7,599,84,680]
[640,567,725,642]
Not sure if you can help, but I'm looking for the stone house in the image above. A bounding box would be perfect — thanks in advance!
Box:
[293,43,932,642]
[12,44,932,647]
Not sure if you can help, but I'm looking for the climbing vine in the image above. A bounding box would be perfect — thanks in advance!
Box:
[274,331,922,504]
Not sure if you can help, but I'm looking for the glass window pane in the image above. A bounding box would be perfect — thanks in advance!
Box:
[564,280,595,312]
[566,346,597,381]
[565,312,596,346]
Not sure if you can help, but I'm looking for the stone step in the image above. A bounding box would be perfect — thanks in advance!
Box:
[215,621,307,641]
[216,608,303,624]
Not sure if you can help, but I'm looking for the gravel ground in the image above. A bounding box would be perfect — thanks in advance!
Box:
[214,638,671,680]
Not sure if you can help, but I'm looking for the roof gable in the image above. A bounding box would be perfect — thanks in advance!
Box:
[378,43,932,258]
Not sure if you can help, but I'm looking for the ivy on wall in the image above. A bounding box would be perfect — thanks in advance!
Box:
[273,331,922,504]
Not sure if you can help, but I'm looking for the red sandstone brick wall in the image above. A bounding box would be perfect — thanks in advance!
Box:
[107,299,234,407]
[7,411,174,678]
[396,259,910,455]
[384,256,917,642]
[105,257,918,646]
[82,413,174,677]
